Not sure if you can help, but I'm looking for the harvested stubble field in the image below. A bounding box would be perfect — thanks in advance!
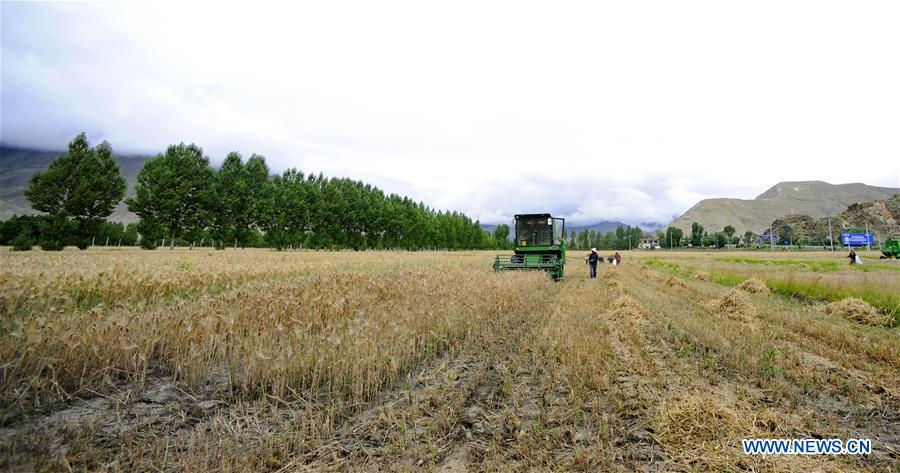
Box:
[1,249,898,471]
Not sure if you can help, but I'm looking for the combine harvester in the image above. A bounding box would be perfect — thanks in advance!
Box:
[880,238,900,259]
[493,213,567,280]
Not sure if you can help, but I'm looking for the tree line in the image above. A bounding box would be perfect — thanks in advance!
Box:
[567,225,644,251]
[564,222,761,251]
[659,222,757,249]
[2,134,506,251]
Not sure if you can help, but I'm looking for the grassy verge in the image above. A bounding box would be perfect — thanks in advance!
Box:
[639,259,899,327]
[852,263,900,273]
[763,275,899,326]
[715,257,840,272]
[642,259,689,274]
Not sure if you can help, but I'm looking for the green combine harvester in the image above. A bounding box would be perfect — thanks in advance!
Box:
[493,213,567,280]
[880,238,900,259]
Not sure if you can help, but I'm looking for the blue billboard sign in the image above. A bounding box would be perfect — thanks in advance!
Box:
[840,233,874,246]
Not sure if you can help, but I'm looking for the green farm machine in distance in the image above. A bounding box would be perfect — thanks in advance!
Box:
[881,238,900,259]
[493,213,567,280]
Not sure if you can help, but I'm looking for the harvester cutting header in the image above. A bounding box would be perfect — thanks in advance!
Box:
[492,213,567,280]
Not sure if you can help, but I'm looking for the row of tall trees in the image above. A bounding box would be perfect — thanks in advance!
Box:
[657,222,757,249]
[10,134,502,251]
[565,222,769,251]
[126,143,494,250]
[566,223,753,252]
[567,225,644,251]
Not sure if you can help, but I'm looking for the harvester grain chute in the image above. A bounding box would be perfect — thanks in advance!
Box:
[493,213,566,280]
[880,238,900,259]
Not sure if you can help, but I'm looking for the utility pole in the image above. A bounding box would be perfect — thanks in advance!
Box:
[865,222,870,252]
[827,217,834,252]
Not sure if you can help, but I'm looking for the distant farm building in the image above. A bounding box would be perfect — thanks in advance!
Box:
[639,238,660,250]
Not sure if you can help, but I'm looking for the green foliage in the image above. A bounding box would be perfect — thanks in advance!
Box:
[493,224,510,249]
[723,225,735,239]
[259,169,308,250]
[24,133,126,250]
[14,137,496,251]
[713,232,728,249]
[743,230,755,247]
[715,257,840,272]
[779,225,794,245]
[642,259,686,274]
[758,347,782,379]
[0,215,42,245]
[136,220,164,250]
[126,143,215,249]
[690,222,704,247]
[39,238,65,251]
[765,276,898,322]
[208,152,271,248]
[663,226,683,248]
[37,216,70,251]
[709,273,746,286]
[11,229,33,251]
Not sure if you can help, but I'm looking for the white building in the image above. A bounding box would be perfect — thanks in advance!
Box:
[639,238,661,250]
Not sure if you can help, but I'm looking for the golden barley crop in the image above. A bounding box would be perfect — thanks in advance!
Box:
[0,248,896,471]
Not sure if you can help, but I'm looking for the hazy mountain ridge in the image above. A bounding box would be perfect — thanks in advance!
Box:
[670,181,900,234]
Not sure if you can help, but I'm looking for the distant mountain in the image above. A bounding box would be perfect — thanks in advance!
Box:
[766,194,900,243]
[0,146,151,222]
[670,181,900,234]
[569,221,630,234]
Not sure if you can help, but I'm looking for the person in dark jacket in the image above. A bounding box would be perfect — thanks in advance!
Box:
[586,248,600,278]
[847,249,857,265]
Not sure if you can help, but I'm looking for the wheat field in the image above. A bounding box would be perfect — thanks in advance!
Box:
[1,248,898,471]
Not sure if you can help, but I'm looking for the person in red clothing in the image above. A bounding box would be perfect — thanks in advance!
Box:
[614,252,622,267]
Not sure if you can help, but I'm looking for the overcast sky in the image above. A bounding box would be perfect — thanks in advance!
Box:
[2,1,898,225]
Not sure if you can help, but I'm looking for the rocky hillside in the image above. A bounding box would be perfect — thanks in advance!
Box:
[670,181,900,234]
[766,195,900,244]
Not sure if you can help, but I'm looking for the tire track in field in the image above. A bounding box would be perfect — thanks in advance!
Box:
[281,302,548,472]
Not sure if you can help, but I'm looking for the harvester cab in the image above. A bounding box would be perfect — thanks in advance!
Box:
[493,214,566,280]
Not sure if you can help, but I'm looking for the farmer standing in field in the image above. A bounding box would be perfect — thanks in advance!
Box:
[614,252,622,267]
[586,248,600,279]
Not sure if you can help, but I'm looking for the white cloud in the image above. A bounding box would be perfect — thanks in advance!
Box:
[1,1,898,225]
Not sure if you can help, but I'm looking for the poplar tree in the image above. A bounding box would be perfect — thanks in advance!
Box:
[25,133,126,250]
[126,143,214,249]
